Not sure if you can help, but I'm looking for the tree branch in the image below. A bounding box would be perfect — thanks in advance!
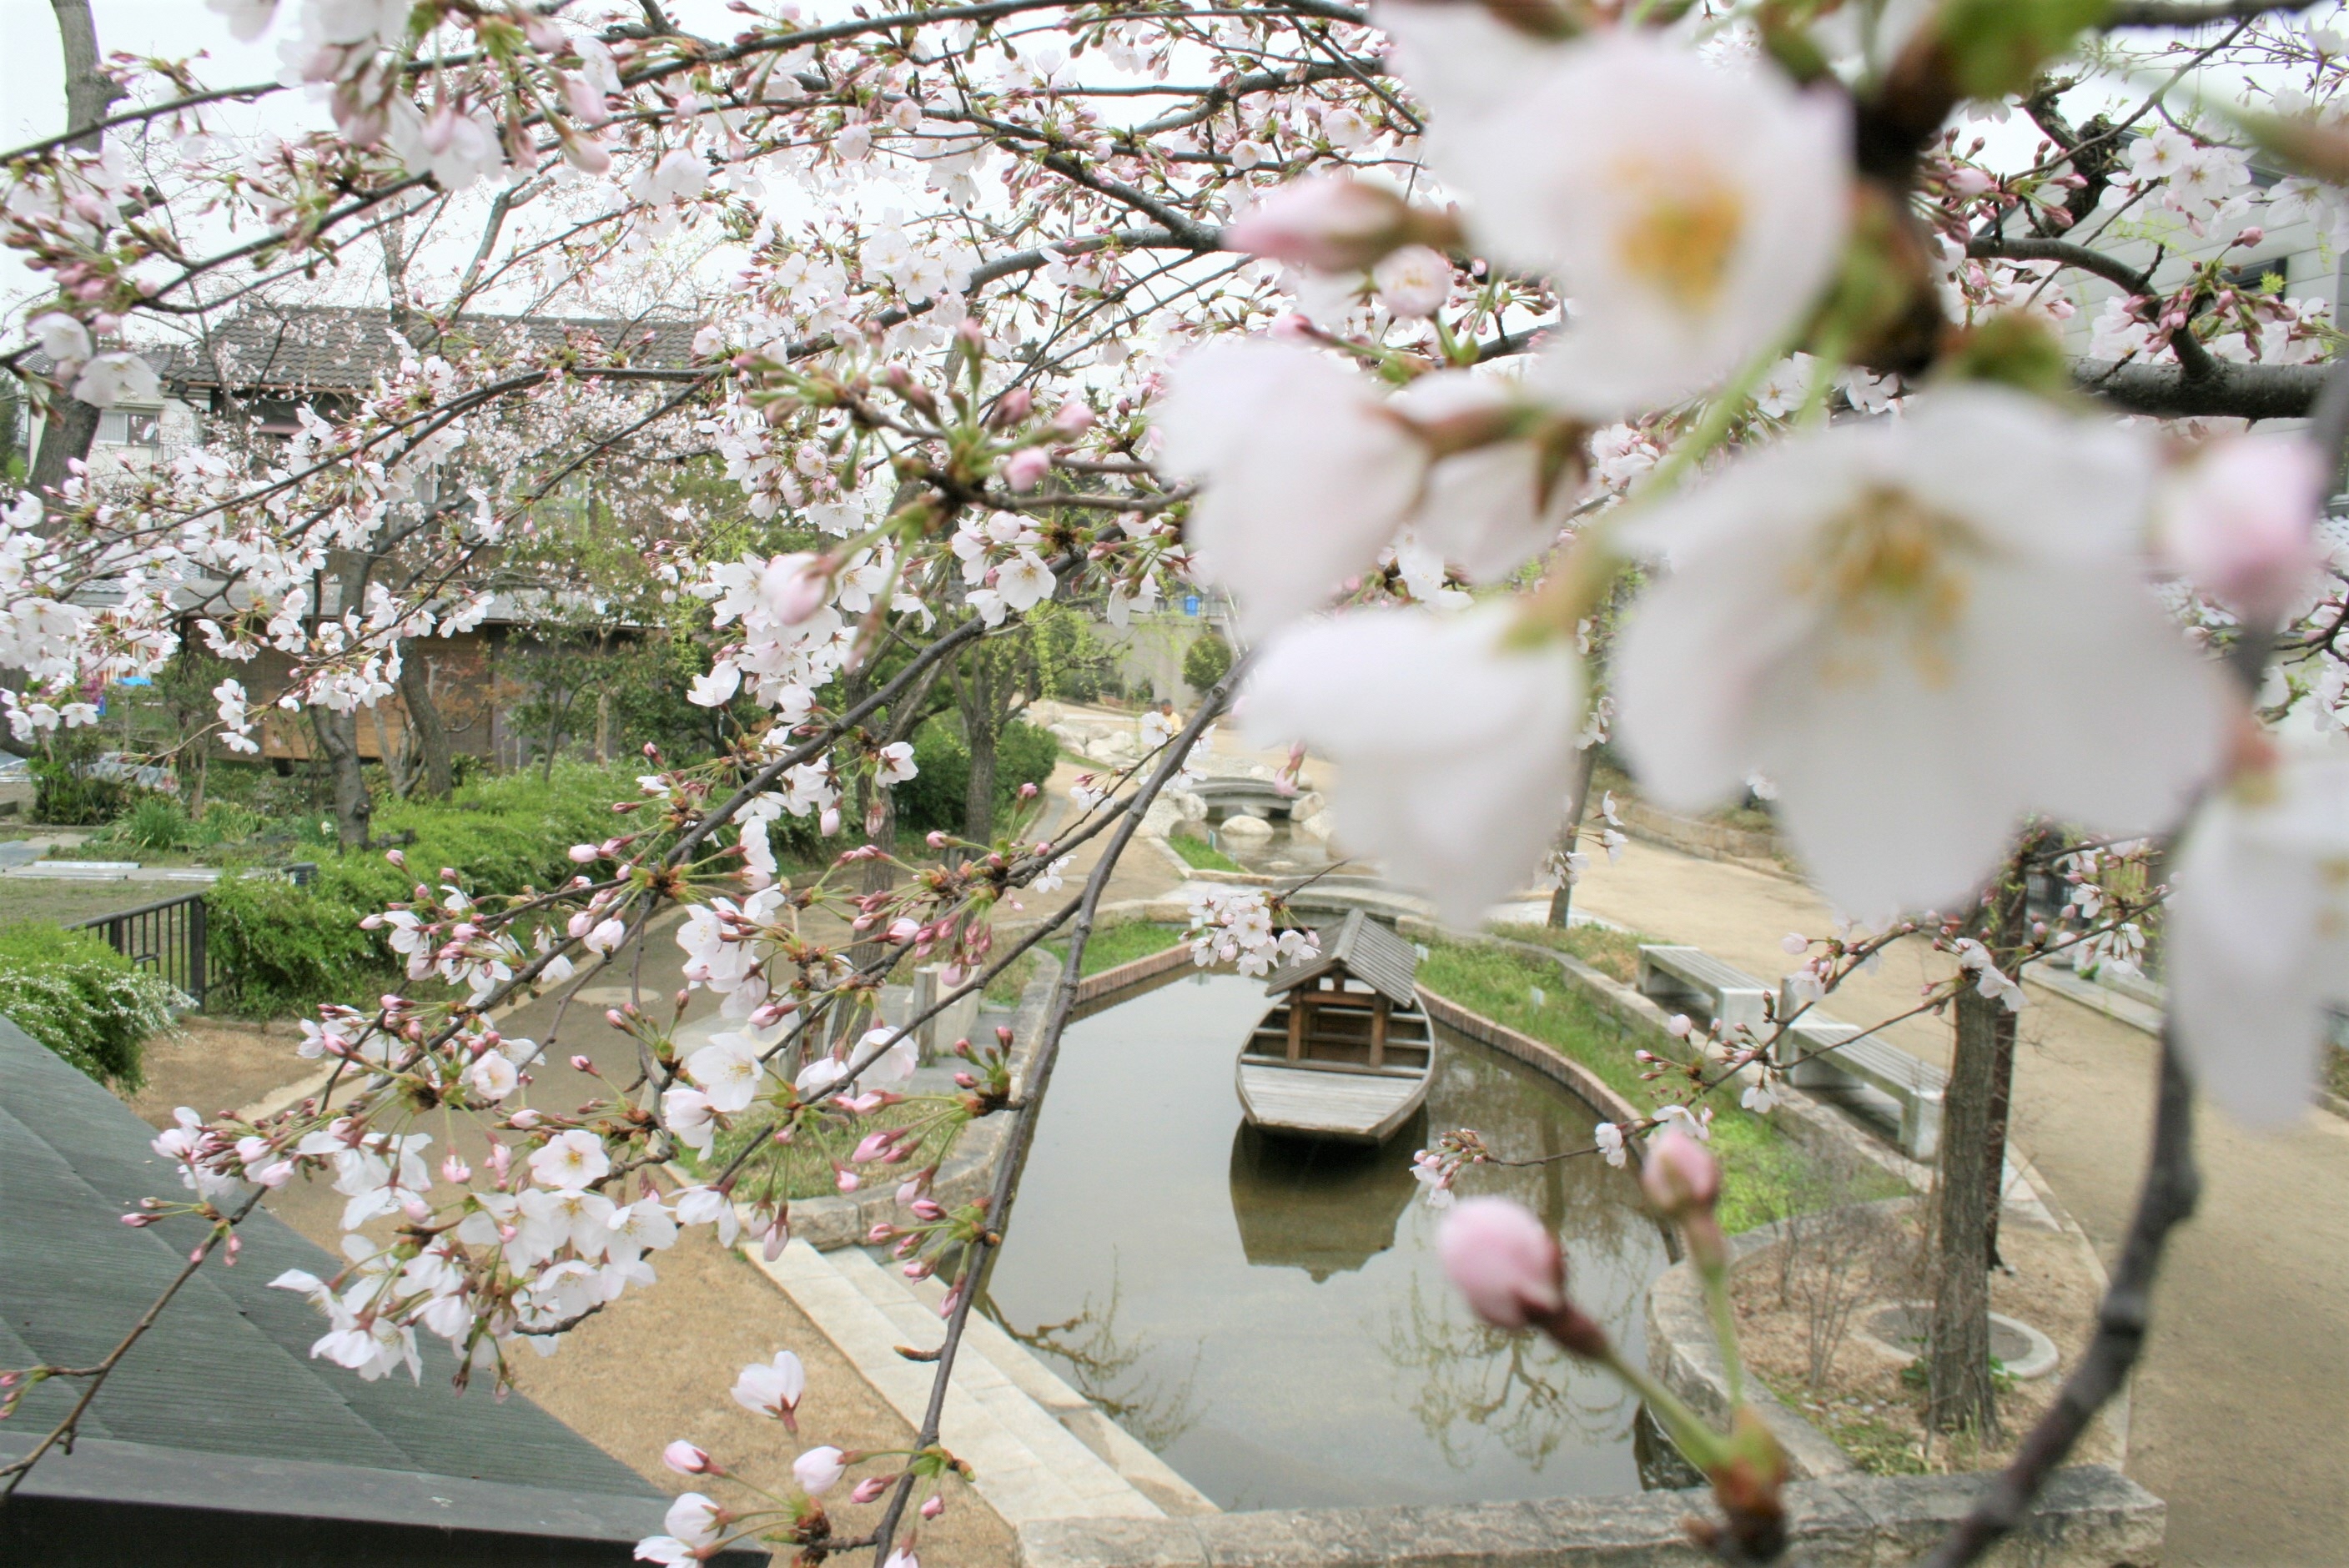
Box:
[2070,355,2329,418]
[2105,0,2321,24]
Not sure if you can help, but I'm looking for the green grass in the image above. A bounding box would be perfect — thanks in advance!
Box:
[1165,828,1241,872]
[1487,919,1648,986]
[981,920,1188,1006]
[1413,937,1901,1233]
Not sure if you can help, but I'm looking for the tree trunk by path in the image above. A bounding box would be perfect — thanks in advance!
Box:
[310,706,373,850]
[1928,981,2001,1438]
[1547,746,1597,929]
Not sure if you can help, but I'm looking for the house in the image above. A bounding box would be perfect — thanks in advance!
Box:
[29,306,694,768]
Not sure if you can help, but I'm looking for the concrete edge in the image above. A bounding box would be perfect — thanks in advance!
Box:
[1014,1465,2163,1568]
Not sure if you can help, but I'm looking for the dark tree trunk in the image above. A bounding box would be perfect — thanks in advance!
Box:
[1547,747,1598,929]
[30,3,119,505]
[1926,857,2029,1438]
[397,647,455,798]
[50,0,119,152]
[963,708,998,844]
[1928,983,2002,1438]
[310,706,372,850]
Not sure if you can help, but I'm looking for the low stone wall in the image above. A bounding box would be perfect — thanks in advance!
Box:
[1019,1465,2163,1568]
[1616,797,1782,867]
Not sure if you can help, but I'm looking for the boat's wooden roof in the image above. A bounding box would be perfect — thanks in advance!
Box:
[1236,1061,1427,1143]
[1264,908,1419,1007]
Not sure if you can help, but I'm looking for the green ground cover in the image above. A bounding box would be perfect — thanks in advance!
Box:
[1413,937,1902,1233]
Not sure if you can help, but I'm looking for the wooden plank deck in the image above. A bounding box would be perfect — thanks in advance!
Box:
[1235,1061,1427,1143]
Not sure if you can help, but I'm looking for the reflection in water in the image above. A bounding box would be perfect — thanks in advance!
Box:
[987,1267,1206,1453]
[1228,1120,1421,1281]
[983,973,1673,1510]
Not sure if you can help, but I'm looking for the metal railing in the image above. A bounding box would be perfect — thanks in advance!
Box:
[65,864,315,1009]
[70,890,214,1007]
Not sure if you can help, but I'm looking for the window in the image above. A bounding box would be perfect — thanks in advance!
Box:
[97,408,160,447]
[2223,256,2286,294]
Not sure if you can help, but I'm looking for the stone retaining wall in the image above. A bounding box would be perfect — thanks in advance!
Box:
[1616,797,1783,867]
[1019,1465,2163,1568]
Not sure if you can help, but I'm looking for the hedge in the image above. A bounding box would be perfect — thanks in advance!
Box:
[893,714,1059,836]
[204,765,643,1017]
[0,922,182,1088]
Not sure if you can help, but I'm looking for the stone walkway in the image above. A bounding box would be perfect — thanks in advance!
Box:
[1567,836,2349,1568]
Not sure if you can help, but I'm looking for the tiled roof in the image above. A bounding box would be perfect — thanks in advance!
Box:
[165,305,701,393]
[0,1015,758,1562]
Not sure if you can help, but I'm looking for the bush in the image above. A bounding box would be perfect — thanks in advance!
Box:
[895,715,1059,835]
[204,764,641,1016]
[1182,631,1233,693]
[0,922,180,1088]
[205,872,387,1019]
[118,796,197,852]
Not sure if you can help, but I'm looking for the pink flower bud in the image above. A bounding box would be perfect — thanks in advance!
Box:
[1436,1198,1564,1329]
[851,1476,890,1505]
[1053,400,1094,435]
[921,1494,946,1519]
[1018,781,1039,799]
[1944,167,1996,198]
[852,1130,898,1163]
[384,847,406,868]
[663,1440,720,1475]
[1639,1128,1721,1217]
[441,1153,472,1184]
[569,843,600,863]
[1223,174,1415,271]
[820,807,843,837]
[835,1168,861,1193]
[1002,446,1052,492]
[927,830,951,849]
[570,1054,594,1073]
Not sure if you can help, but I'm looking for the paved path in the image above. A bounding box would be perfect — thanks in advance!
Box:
[1569,837,2349,1567]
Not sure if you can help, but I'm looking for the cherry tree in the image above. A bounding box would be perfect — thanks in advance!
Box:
[5,1,2349,1563]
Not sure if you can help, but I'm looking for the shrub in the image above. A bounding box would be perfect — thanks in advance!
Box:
[204,764,642,1016]
[0,922,181,1088]
[1182,631,1233,693]
[31,736,131,826]
[205,872,387,1018]
[895,715,1059,835]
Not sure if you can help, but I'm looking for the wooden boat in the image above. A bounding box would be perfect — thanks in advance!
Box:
[1236,909,1435,1144]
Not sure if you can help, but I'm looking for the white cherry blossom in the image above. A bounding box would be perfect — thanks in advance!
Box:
[1156,339,1426,638]
[1397,24,1851,415]
[1243,603,1582,924]
[1613,386,2231,917]
[2169,748,2349,1127]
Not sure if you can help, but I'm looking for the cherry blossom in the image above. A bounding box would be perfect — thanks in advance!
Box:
[1436,1197,1564,1329]
[2155,435,2327,619]
[1156,340,1426,638]
[1244,606,1582,925]
[1394,21,1851,414]
[529,1130,611,1194]
[2168,748,2349,1127]
[732,1349,807,1427]
[1613,387,2231,917]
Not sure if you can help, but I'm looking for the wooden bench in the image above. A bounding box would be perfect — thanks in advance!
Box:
[1775,987,1946,1160]
[1635,945,1773,1037]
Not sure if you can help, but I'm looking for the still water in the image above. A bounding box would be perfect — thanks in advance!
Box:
[981,972,1673,1511]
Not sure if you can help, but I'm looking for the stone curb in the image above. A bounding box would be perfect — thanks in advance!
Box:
[1017,1465,2163,1568]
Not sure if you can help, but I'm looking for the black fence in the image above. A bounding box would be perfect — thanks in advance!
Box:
[66,864,314,1010]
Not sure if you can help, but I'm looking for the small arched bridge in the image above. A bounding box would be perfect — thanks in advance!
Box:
[1190,775,1301,822]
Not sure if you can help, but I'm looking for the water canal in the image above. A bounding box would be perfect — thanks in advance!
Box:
[982,971,1673,1511]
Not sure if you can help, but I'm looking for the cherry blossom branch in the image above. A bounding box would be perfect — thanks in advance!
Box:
[0,1188,265,1498]
[866,672,1239,1560]
[2105,0,2321,23]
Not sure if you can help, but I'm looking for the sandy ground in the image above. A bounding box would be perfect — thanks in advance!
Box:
[1571,836,2349,1567]
[128,1017,314,1126]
